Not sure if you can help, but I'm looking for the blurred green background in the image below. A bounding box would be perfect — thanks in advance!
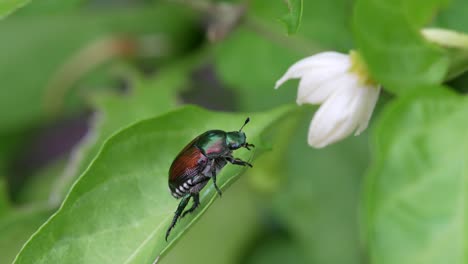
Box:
[1,0,466,263]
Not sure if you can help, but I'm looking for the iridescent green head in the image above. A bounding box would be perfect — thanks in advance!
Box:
[226,118,250,150]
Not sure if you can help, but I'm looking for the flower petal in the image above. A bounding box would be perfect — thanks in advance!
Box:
[297,69,352,105]
[307,77,363,148]
[354,85,380,135]
[275,51,349,89]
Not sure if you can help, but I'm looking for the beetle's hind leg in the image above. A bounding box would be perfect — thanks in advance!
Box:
[181,193,200,218]
[166,194,191,241]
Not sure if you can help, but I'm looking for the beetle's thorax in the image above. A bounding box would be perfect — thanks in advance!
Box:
[195,130,229,156]
[226,131,246,150]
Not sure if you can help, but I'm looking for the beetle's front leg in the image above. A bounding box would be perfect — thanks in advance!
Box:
[166,194,191,241]
[225,156,253,168]
[244,143,255,150]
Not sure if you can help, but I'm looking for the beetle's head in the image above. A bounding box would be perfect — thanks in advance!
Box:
[226,117,250,150]
[226,131,246,150]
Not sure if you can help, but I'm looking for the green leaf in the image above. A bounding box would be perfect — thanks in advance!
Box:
[14,105,295,264]
[279,0,303,35]
[353,0,450,94]
[50,68,184,204]
[365,87,467,264]
[0,0,31,19]
[0,208,51,264]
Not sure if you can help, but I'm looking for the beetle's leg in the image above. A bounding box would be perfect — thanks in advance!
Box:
[244,143,255,150]
[166,194,191,241]
[181,193,200,218]
[225,156,253,167]
[211,172,223,197]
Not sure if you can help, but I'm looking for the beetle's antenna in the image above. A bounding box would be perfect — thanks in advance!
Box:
[239,117,250,132]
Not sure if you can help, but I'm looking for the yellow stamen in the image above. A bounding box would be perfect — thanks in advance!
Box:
[349,50,377,86]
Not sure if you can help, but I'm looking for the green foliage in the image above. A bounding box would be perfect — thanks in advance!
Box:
[0,0,31,19]
[430,0,468,81]
[13,105,295,264]
[250,0,353,51]
[365,88,467,264]
[433,0,468,33]
[215,0,353,112]
[0,208,52,264]
[215,28,299,111]
[245,238,307,264]
[273,112,368,264]
[17,159,66,205]
[213,1,365,263]
[353,0,450,94]
[14,0,85,15]
[279,0,303,35]
[50,68,186,203]
[0,178,10,215]
[1,0,468,263]
[0,4,198,134]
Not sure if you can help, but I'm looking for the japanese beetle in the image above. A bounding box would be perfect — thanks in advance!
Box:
[165,118,254,241]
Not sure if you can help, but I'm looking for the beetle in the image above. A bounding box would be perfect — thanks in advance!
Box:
[165,118,254,241]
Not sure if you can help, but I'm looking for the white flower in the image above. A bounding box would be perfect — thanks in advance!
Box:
[275,51,380,148]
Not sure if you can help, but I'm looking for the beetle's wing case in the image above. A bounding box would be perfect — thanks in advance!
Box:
[168,133,211,198]
[169,144,207,182]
